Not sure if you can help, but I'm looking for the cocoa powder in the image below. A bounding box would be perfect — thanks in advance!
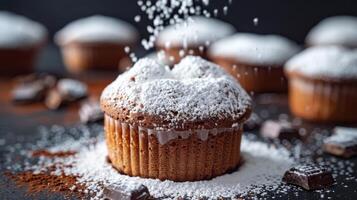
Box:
[4,150,90,199]
[31,150,76,158]
[5,171,87,199]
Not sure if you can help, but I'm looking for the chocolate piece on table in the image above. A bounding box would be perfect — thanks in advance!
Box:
[45,89,65,110]
[11,73,57,104]
[79,98,104,123]
[244,112,262,131]
[283,164,334,190]
[57,78,88,101]
[12,82,47,104]
[323,127,357,158]
[260,120,300,140]
[103,184,150,200]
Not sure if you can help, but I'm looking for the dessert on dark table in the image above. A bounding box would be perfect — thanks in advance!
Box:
[1,1,357,200]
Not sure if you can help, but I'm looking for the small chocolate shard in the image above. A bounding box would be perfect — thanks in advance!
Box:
[57,78,88,101]
[12,82,47,104]
[79,98,104,123]
[45,79,88,110]
[260,120,300,140]
[283,164,334,190]
[244,113,262,131]
[45,89,65,110]
[323,127,357,158]
[11,73,57,104]
[103,184,150,200]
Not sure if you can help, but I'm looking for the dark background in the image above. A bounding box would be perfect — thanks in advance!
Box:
[1,0,356,44]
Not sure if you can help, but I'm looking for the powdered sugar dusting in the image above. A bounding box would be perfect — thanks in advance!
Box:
[209,33,300,66]
[0,11,47,48]
[55,15,138,45]
[285,46,357,80]
[16,131,293,199]
[306,16,357,47]
[100,56,251,128]
[68,136,294,199]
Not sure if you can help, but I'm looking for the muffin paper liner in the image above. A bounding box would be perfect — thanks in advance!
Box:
[289,77,357,122]
[104,114,243,181]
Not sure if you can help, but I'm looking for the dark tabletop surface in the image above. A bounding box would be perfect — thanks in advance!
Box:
[0,46,356,200]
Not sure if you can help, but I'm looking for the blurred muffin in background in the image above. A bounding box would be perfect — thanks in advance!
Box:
[144,51,175,67]
[285,46,357,123]
[55,15,139,73]
[209,33,300,93]
[156,16,235,64]
[0,11,47,76]
[306,16,357,48]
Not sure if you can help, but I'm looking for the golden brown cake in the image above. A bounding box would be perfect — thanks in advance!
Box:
[100,56,251,181]
[156,16,235,64]
[209,33,300,93]
[55,15,139,73]
[306,16,357,48]
[0,11,47,76]
[285,46,357,123]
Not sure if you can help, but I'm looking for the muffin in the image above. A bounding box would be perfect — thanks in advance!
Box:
[306,16,357,48]
[0,11,47,76]
[285,46,357,123]
[55,15,139,73]
[100,56,251,181]
[209,33,300,93]
[144,50,175,67]
[156,16,235,64]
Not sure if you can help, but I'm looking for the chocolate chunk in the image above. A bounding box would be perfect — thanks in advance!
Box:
[45,89,65,110]
[323,127,357,158]
[45,78,88,110]
[79,98,104,123]
[103,184,150,200]
[283,164,334,190]
[244,113,262,131]
[11,73,57,104]
[57,79,88,101]
[260,120,300,140]
[12,82,47,104]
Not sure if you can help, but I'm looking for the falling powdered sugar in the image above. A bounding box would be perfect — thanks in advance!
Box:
[136,0,234,50]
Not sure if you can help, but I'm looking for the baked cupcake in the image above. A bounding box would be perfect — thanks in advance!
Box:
[55,15,139,73]
[0,11,47,76]
[156,16,235,64]
[209,33,300,93]
[285,46,357,123]
[306,16,357,48]
[144,50,175,67]
[100,56,251,181]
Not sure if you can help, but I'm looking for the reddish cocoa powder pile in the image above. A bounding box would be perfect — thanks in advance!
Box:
[4,150,89,199]
[31,149,76,158]
[5,171,86,198]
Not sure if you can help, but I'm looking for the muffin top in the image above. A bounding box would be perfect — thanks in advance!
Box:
[145,51,175,67]
[306,16,357,48]
[209,33,300,67]
[285,46,357,81]
[55,15,139,46]
[101,56,251,130]
[156,16,235,48]
[0,11,47,49]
